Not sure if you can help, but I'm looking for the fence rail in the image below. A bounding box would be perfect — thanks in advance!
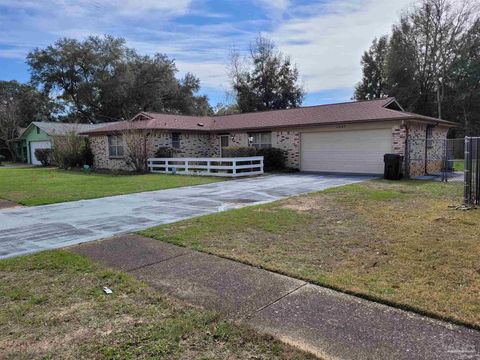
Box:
[147,157,264,177]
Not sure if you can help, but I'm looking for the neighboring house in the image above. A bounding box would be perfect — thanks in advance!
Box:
[81,98,457,176]
[18,122,105,165]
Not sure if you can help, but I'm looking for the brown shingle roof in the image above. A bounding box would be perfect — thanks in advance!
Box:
[81,98,457,135]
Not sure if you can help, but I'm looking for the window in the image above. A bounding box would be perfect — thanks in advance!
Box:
[220,135,229,157]
[36,127,40,134]
[108,135,124,157]
[249,132,272,149]
[172,132,180,149]
[220,135,229,148]
[426,126,433,148]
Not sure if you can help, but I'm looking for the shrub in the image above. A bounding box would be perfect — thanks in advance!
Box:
[221,146,257,157]
[154,147,181,158]
[34,149,52,166]
[52,131,89,169]
[0,154,5,165]
[257,147,287,171]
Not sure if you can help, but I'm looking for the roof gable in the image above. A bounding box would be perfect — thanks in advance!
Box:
[383,98,404,111]
[19,122,47,140]
[132,113,154,121]
[20,122,108,138]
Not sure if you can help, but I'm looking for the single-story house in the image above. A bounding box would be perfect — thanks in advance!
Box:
[17,122,105,165]
[81,98,457,176]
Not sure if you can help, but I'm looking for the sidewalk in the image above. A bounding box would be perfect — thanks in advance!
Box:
[71,234,480,360]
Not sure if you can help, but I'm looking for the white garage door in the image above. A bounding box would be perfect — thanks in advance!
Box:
[30,141,51,165]
[300,129,393,174]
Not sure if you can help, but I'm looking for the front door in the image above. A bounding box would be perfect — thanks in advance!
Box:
[220,135,229,156]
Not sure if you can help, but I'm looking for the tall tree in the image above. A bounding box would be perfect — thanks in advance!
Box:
[385,0,477,118]
[0,81,55,159]
[449,19,480,135]
[0,81,55,126]
[229,36,305,113]
[27,36,211,122]
[354,36,389,100]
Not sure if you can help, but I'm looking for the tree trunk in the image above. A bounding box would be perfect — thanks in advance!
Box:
[436,79,442,119]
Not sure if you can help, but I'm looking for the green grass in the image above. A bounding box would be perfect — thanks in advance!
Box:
[452,160,465,171]
[0,251,313,359]
[140,179,480,328]
[0,167,223,206]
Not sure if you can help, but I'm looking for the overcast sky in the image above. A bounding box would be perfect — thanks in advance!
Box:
[0,0,413,106]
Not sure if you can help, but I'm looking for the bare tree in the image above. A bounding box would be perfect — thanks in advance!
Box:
[122,122,149,172]
[51,128,87,169]
[0,96,22,160]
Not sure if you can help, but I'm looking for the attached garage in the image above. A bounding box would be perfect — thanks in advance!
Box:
[300,128,393,174]
[81,97,457,175]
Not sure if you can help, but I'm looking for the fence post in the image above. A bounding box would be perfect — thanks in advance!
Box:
[464,137,471,205]
[442,139,447,182]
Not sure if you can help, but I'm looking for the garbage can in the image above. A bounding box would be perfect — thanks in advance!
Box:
[384,154,403,180]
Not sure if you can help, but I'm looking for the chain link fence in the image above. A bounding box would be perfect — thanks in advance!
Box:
[405,138,464,182]
[464,137,480,206]
[406,137,480,206]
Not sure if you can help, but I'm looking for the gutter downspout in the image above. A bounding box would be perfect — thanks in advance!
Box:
[402,121,409,178]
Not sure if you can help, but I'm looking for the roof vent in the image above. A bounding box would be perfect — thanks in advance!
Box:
[197,122,204,127]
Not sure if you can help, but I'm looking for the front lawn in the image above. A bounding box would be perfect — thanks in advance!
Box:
[0,167,223,206]
[141,180,480,328]
[0,251,313,359]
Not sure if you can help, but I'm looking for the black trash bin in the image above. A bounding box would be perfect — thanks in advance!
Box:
[384,154,403,180]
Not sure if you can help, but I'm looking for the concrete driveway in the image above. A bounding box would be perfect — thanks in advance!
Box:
[0,173,371,259]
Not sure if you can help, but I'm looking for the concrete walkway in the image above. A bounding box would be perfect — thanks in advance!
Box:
[72,235,480,360]
[0,173,369,259]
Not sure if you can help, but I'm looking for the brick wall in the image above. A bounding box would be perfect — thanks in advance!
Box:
[208,131,300,168]
[392,126,407,156]
[273,130,300,168]
[90,135,130,170]
[405,122,449,177]
[148,131,210,158]
[89,123,450,174]
[90,131,210,171]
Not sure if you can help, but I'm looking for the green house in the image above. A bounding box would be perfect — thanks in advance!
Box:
[17,122,103,165]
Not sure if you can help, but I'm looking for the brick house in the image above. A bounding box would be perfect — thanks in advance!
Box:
[81,98,456,176]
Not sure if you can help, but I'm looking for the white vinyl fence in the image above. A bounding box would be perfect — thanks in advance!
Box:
[148,157,264,177]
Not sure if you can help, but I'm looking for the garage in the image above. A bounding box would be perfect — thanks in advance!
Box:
[300,128,393,174]
[30,141,51,165]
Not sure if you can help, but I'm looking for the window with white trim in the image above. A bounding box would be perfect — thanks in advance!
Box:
[172,132,180,149]
[249,132,272,149]
[108,135,124,157]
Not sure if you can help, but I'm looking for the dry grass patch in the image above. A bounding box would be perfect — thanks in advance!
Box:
[140,180,480,328]
[0,251,314,359]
